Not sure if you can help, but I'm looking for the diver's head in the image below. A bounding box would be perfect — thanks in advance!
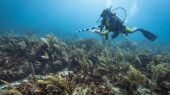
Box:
[100,8,116,19]
[100,8,110,18]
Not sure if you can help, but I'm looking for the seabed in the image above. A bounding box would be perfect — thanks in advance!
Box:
[0,32,169,95]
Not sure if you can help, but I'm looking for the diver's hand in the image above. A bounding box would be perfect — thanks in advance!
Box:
[100,30,109,36]
[99,32,105,36]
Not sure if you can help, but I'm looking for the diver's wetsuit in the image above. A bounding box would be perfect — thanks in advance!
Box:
[100,11,127,40]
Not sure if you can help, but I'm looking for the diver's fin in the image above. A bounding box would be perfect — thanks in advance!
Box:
[139,29,157,41]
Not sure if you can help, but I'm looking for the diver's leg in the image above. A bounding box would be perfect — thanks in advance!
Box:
[120,26,128,40]
[125,27,157,41]
[111,31,119,39]
[105,33,108,40]
[125,27,137,33]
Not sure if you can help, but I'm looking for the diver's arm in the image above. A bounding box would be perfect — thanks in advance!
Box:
[100,29,109,35]
[100,19,105,31]
[100,25,104,31]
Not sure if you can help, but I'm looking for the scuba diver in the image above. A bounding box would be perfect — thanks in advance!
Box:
[78,7,157,41]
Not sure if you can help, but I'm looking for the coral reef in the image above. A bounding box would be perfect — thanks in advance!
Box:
[0,88,22,95]
[0,33,68,84]
[0,32,170,95]
[127,65,149,86]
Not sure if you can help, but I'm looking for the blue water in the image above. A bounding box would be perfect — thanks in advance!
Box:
[0,0,170,44]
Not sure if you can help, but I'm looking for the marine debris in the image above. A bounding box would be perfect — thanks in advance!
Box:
[0,32,170,95]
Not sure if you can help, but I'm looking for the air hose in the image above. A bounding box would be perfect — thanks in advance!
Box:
[112,7,127,23]
[96,7,127,24]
